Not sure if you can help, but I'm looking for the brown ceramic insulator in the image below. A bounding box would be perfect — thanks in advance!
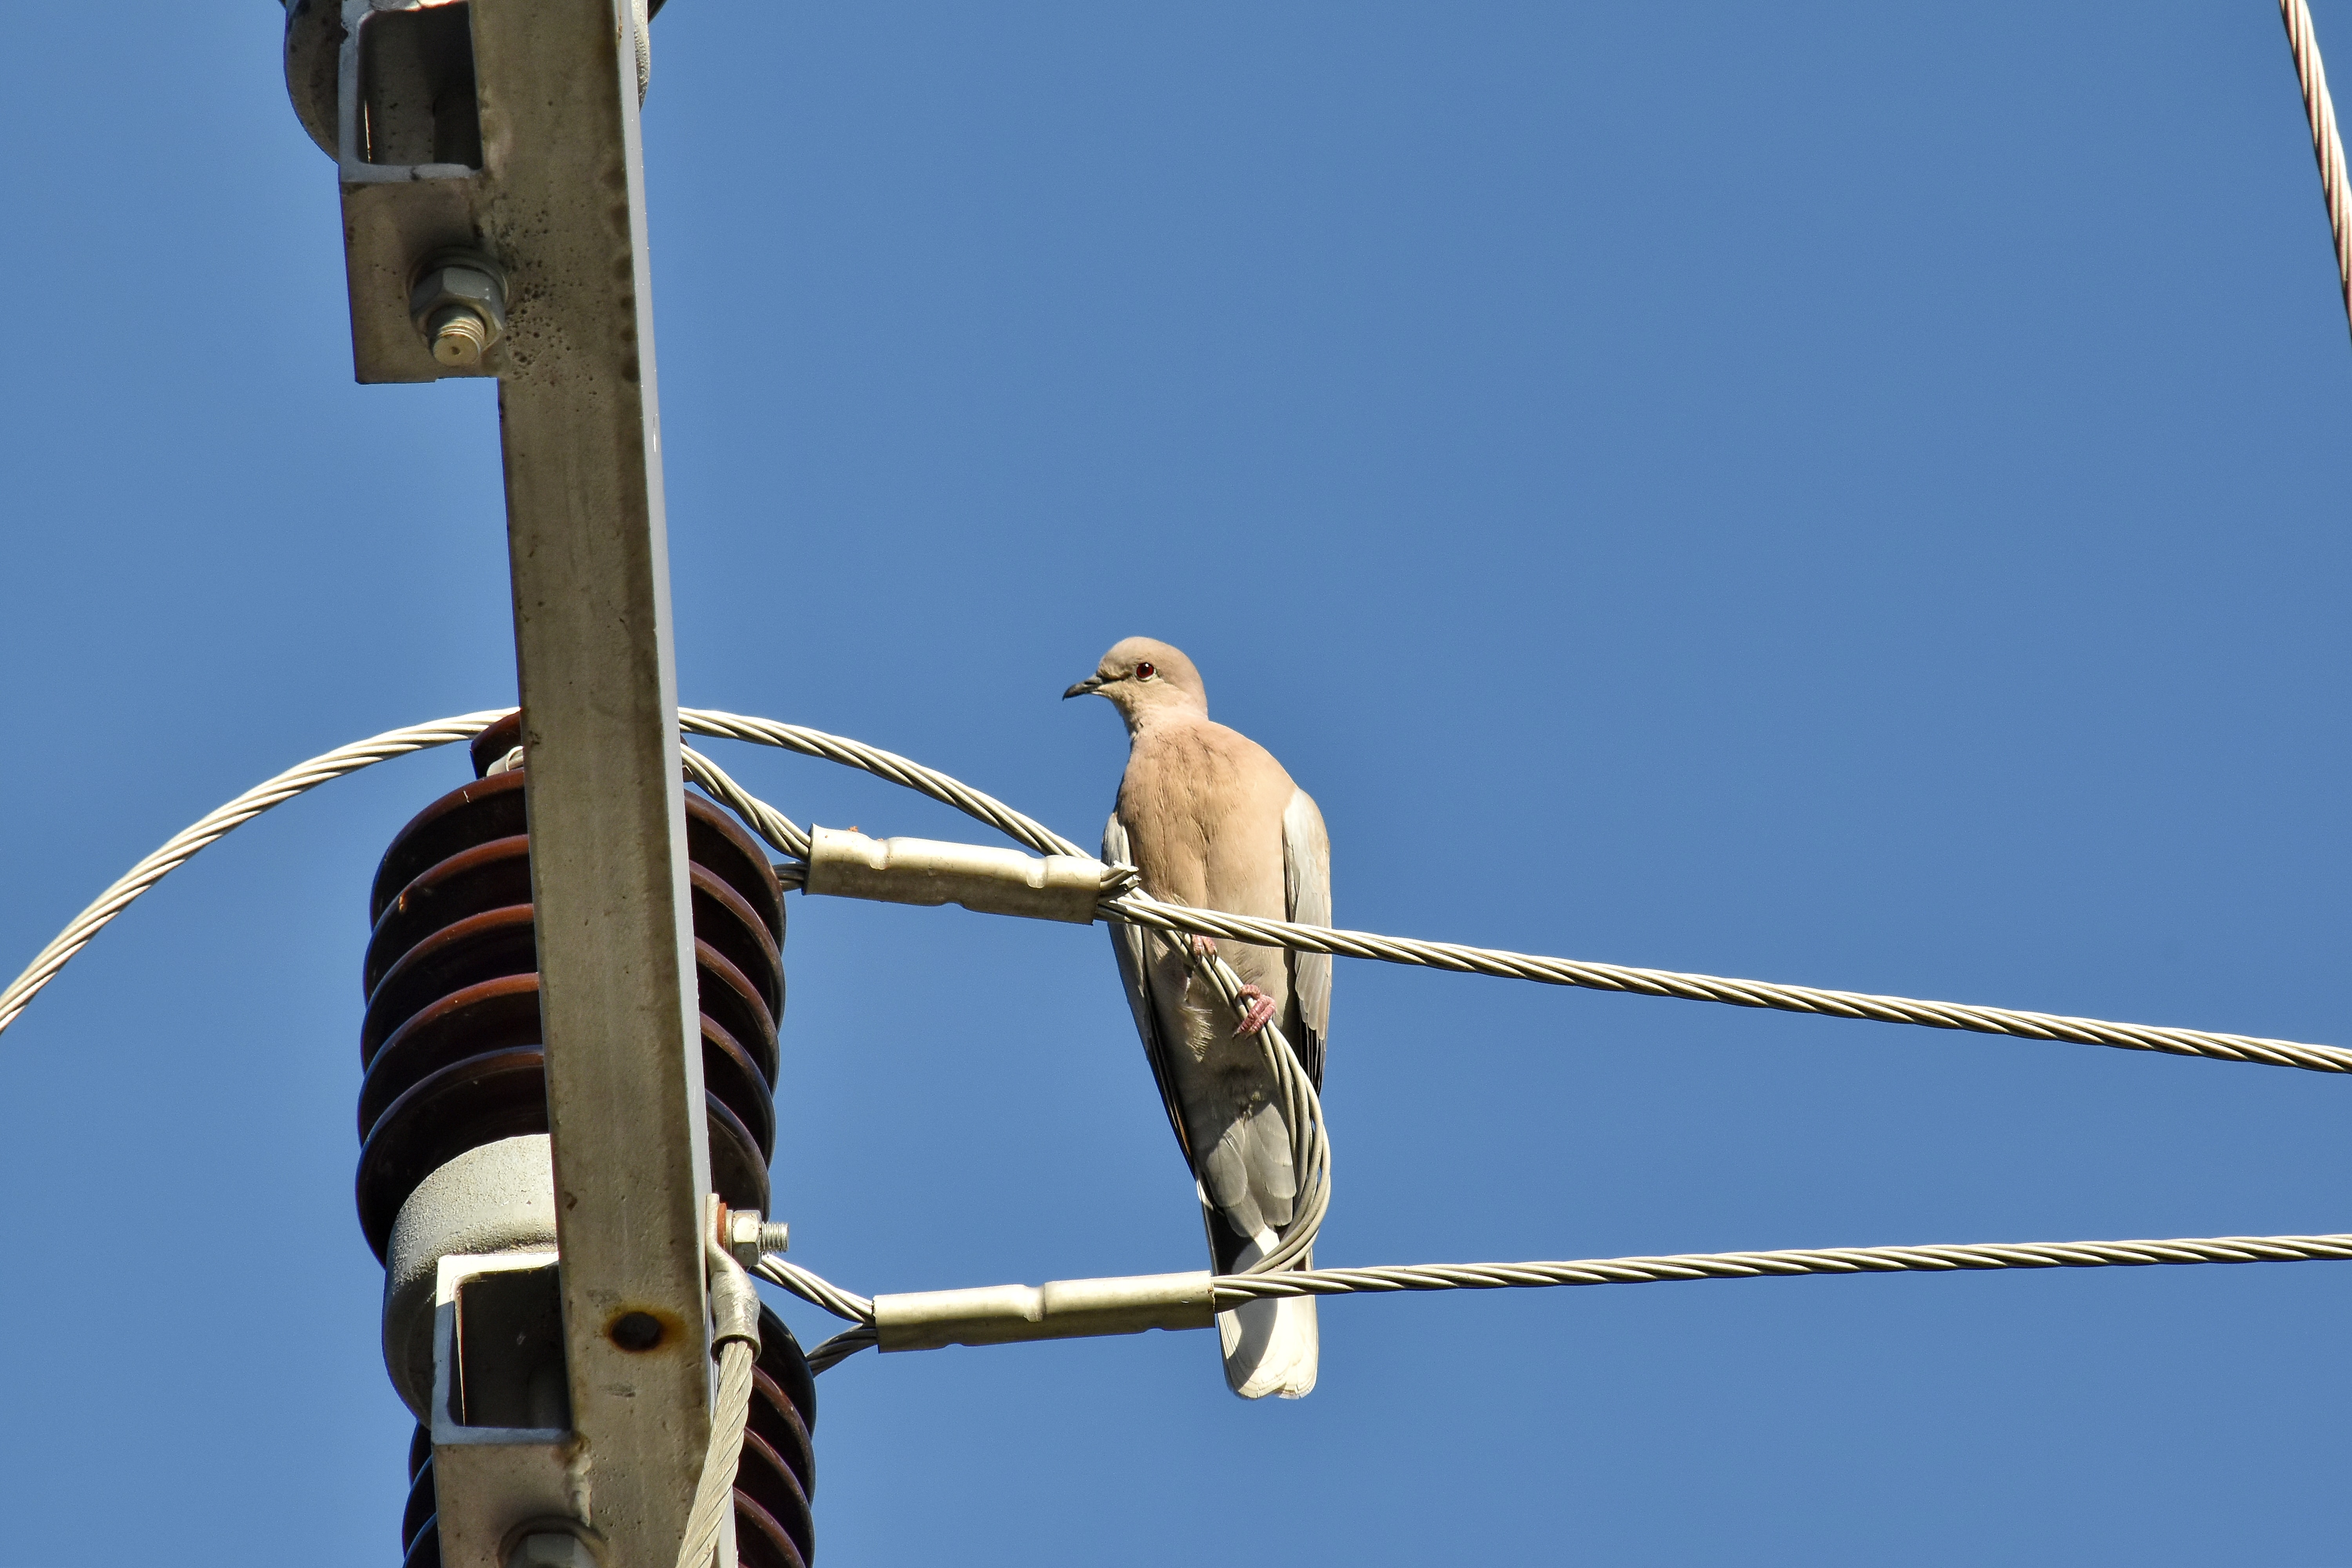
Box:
[402,1455,437,1552]
[762,1307,828,1457]
[735,1302,817,1565]
[401,1518,441,1568]
[735,1428,813,1558]
[355,750,785,1263]
[363,835,532,998]
[748,1365,817,1501]
[358,979,774,1154]
[370,769,783,947]
[355,1038,771,1261]
[734,1494,809,1568]
[362,924,778,1089]
[364,842,779,1024]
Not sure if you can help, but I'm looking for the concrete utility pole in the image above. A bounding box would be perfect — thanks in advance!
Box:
[287,0,716,1561]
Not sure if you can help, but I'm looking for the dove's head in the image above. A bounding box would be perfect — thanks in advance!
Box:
[1063,637,1207,732]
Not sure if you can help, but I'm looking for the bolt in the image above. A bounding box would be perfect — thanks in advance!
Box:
[427,303,490,366]
[407,249,508,370]
[724,1207,789,1266]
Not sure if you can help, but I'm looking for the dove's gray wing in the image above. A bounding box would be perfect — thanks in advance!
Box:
[1281,788,1331,1091]
[1104,812,1192,1158]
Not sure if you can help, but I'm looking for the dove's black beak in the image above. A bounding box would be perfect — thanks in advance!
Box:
[1062,675,1104,700]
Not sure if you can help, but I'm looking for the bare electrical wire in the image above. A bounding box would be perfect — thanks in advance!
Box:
[678,708,1081,858]
[805,1325,882,1374]
[1167,928,1331,1274]
[1093,891,2352,1077]
[677,710,2352,1080]
[11,707,2350,1091]
[682,744,811,861]
[2282,0,2352,342]
[755,1255,875,1325]
[15,710,2350,1386]
[757,1230,2352,1375]
[0,710,514,1042]
[675,1336,757,1568]
[1207,1231,2352,1304]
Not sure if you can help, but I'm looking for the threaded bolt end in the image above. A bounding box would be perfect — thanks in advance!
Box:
[759,1220,791,1256]
[428,304,490,367]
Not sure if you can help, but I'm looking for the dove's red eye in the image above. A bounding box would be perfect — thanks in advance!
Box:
[1136,662,1155,679]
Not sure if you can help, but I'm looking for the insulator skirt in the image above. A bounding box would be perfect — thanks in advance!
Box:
[401,1422,439,1566]
[739,1304,818,1567]
[355,739,785,1262]
[374,717,810,1566]
[402,1448,436,1553]
[388,1312,818,1567]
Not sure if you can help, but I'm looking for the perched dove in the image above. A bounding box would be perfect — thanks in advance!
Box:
[1064,637,1331,1399]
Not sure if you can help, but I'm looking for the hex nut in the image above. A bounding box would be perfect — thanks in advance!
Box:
[408,252,508,367]
[507,1531,598,1568]
[726,1207,786,1267]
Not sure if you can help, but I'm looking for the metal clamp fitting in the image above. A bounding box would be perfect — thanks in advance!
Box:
[801,826,1113,925]
[704,1198,763,1351]
[875,1271,1216,1353]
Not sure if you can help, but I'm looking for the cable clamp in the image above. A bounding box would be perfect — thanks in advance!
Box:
[704,1198,763,1352]
[801,825,1116,924]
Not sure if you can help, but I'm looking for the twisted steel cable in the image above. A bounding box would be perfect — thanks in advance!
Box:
[1165,927,1331,1274]
[673,1336,757,1568]
[0,710,514,1042]
[682,744,812,860]
[685,709,2352,1078]
[12,707,2349,1089]
[754,1256,876,1325]
[804,1325,882,1374]
[1208,1232,2352,1304]
[679,708,1083,858]
[742,1232,2352,1377]
[1096,892,2352,1076]
[750,1256,879,1375]
[2283,0,2352,343]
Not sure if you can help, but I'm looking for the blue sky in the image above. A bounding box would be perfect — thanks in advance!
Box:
[6,4,2352,1564]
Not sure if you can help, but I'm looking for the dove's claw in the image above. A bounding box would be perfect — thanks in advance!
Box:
[1190,934,1219,961]
[1234,984,1278,1036]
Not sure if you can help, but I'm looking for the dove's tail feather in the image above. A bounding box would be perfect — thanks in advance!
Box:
[1219,1230,1319,1400]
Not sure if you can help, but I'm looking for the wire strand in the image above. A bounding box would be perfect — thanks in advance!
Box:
[682,709,2352,1078]
[751,1231,2352,1377]
[1096,892,2352,1077]
[2282,0,2352,343]
[754,1256,876,1324]
[672,1337,756,1568]
[1209,1231,2352,1303]
[0,710,514,1042]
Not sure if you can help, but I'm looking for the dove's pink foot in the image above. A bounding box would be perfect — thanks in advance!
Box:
[1190,934,1219,960]
[1233,984,1278,1037]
